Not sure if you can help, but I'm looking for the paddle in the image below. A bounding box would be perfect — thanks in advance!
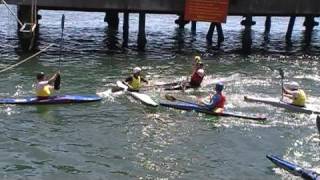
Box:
[165,94,196,104]
[279,68,284,101]
[54,14,64,90]
[317,116,320,136]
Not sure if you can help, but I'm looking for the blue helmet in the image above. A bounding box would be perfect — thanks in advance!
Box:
[215,82,224,92]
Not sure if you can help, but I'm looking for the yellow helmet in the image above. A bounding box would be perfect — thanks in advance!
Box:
[194,56,201,62]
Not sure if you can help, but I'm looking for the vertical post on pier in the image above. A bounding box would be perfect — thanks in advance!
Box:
[122,12,129,48]
[264,16,271,41]
[241,16,255,53]
[137,12,146,50]
[17,5,38,51]
[286,16,296,44]
[216,23,224,48]
[191,21,196,34]
[303,16,319,44]
[175,14,189,29]
[206,23,215,43]
[104,10,119,30]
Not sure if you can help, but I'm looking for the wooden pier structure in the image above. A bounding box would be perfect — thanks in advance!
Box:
[3,0,320,52]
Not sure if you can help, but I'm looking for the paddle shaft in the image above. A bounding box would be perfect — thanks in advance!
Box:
[59,14,65,69]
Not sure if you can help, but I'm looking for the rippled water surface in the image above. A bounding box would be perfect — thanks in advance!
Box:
[0,6,320,180]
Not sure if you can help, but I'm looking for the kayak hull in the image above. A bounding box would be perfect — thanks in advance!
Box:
[244,96,320,114]
[266,155,319,180]
[116,81,158,107]
[160,100,266,121]
[0,95,102,105]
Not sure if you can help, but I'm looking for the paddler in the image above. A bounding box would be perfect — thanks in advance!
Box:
[200,82,226,113]
[35,71,60,100]
[181,56,205,89]
[124,67,148,92]
[283,82,307,107]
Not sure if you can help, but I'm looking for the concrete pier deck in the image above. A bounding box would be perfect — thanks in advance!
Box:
[4,0,320,16]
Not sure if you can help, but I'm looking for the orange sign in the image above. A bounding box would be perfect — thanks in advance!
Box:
[184,0,229,23]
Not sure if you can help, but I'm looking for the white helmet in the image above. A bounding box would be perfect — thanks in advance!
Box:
[197,69,205,77]
[133,67,142,74]
[287,82,299,90]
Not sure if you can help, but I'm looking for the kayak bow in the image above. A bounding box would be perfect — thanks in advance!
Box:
[266,155,319,180]
[244,96,320,114]
[116,81,158,107]
[160,99,266,121]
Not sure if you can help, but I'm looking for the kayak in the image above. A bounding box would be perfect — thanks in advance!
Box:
[116,81,158,107]
[266,155,319,180]
[0,95,102,105]
[160,100,266,121]
[244,96,320,114]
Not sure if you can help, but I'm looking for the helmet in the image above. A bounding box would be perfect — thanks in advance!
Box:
[133,67,142,74]
[37,72,45,80]
[194,56,201,63]
[215,82,224,92]
[287,82,299,90]
[197,69,205,77]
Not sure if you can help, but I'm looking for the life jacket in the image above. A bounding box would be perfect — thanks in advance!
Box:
[36,84,52,97]
[292,89,306,107]
[129,75,141,90]
[215,93,226,109]
[190,69,204,87]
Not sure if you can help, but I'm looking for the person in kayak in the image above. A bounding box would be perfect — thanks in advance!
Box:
[35,71,60,100]
[201,82,226,113]
[283,82,306,107]
[124,67,148,92]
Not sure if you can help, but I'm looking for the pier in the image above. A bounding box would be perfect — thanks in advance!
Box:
[2,0,320,52]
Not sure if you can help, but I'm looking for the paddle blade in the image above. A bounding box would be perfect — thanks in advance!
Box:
[165,94,176,101]
[278,68,284,79]
[111,86,124,93]
[54,74,61,90]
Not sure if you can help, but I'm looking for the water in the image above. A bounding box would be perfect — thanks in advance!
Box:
[0,6,320,180]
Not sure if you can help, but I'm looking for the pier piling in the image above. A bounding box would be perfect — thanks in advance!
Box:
[286,16,296,44]
[264,16,271,41]
[122,12,129,47]
[104,10,119,30]
[241,16,255,53]
[191,21,196,34]
[137,12,146,50]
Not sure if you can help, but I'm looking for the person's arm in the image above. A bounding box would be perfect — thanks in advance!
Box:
[283,87,293,95]
[47,72,59,84]
[123,76,133,89]
[141,77,148,84]
[204,94,220,110]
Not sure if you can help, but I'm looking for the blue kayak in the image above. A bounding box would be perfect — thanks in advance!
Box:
[160,100,266,121]
[266,155,319,180]
[0,95,102,105]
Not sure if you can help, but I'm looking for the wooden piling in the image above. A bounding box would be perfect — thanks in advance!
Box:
[191,21,196,34]
[216,23,224,48]
[137,12,146,50]
[122,12,129,47]
[104,10,119,30]
[264,16,271,41]
[241,16,255,53]
[206,23,215,42]
[286,16,296,43]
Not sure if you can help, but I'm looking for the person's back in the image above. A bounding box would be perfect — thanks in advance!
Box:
[190,60,205,88]
[283,82,306,107]
[203,82,226,113]
[35,72,59,100]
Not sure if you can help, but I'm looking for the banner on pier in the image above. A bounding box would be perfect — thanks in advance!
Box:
[184,0,229,23]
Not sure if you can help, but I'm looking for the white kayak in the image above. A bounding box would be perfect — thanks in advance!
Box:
[244,96,320,114]
[116,81,158,107]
